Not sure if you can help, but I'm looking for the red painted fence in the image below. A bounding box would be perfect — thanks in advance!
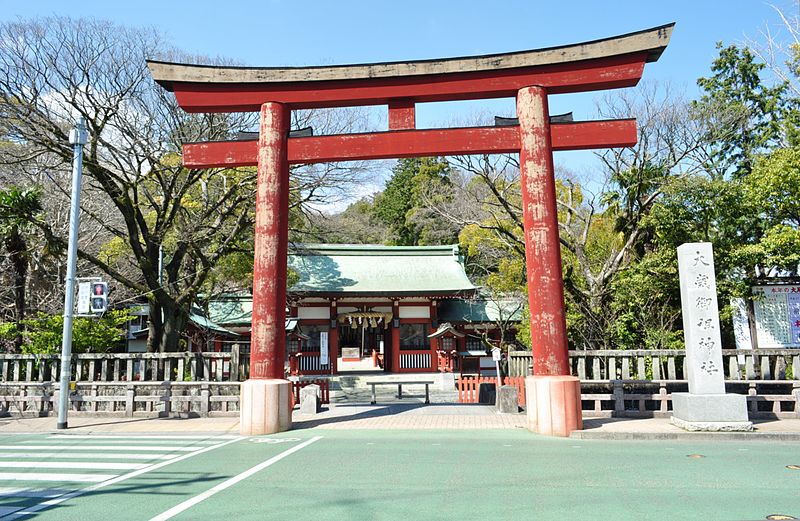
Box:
[291,379,330,405]
[457,376,526,407]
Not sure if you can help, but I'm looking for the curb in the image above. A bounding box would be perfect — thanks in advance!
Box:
[570,431,800,442]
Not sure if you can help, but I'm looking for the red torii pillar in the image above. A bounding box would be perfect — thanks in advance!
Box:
[518,86,581,436]
[241,102,292,435]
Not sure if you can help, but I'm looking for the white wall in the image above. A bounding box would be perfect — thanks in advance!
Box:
[398,306,430,319]
[298,307,331,320]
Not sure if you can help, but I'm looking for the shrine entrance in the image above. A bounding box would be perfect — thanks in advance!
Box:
[336,310,391,372]
[148,23,674,436]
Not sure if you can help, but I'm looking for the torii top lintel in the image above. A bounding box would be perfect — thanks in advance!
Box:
[147,23,673,112]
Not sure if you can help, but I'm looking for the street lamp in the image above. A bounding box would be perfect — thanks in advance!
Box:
[57,118,88,430]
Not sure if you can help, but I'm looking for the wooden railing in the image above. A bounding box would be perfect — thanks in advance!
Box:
[398,350,433,372]
[0,381,240,418]
[579,380,800,420]
[3,347,798,383]
[0,347,250,383]
[456,377,799,419]
[457,376,526,406]
[288,352,329,376]
[507,349,800,381]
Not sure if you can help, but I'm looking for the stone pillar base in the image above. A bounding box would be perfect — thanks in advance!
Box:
[240,379,292,435]
[671,392,752,431]
[670,416,753,432]
[525,375,582,437]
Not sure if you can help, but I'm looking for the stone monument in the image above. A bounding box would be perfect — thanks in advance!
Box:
[671,243,752,431]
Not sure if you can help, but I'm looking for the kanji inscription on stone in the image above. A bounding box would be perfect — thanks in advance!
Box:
[678,242,725,394]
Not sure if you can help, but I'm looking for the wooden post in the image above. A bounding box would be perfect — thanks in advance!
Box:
[388,99,415,130]
[329,301,339,374]
[517,86,569,376]
[250,101,290,380]
[392,301,401,372]
[239,101,293,435]
[429,301,438,372]
[517,86,581,437]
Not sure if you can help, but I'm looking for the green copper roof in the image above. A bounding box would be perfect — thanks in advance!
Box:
[288,244,477,296]
[206,295,253,326]
[438,298,525,323]
[188,308,239,336]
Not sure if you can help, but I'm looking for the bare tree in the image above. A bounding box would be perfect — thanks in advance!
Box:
[417,82,703,349]
[0,17,373,351]
[747,1,800,96]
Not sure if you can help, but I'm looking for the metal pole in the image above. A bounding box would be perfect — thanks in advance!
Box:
[57,118,88,430]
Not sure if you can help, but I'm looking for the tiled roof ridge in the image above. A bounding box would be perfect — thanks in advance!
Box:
[290,243,461,257]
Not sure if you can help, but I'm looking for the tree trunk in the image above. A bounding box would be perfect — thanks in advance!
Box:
[5,226,27,352]
[146,299,163,353]
[159,300,188,353]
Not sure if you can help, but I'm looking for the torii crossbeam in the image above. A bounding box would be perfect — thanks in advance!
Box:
[148,23,674,437]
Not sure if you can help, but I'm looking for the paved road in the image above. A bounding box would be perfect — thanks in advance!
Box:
[0,429,798,520]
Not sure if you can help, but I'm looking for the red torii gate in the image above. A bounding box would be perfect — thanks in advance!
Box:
[148,23,673,437]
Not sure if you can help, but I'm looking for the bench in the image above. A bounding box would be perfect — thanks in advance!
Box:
[367,380,435,405]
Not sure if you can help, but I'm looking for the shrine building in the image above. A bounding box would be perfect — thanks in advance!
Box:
[206,244,523,376]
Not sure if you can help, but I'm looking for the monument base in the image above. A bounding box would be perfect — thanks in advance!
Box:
[525,375,582,437]
[671,392,752,431]
[670,416,753,432]
[240,379,292,435]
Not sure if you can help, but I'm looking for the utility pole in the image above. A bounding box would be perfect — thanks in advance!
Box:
[57,118,88,430]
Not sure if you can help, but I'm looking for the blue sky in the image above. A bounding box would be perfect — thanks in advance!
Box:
[2,0,796,201]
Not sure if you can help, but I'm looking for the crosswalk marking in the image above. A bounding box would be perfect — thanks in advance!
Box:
[0,445,197,452]
[0,434,243,520]
[3,436,243,520]
[0,488,69,498]
[31,439,219,445]
[0,473,117,483]
[0,452,177,460]
[0,462,146,471]
[46,435,239,440]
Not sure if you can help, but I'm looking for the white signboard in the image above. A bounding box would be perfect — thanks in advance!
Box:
[752,285,800,347]
[730,298,753,364]
[319,331,329,366]
[76,282,91,314]
[491,347,502,361]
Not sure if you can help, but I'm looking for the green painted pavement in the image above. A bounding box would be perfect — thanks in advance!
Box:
[2,430,799,521]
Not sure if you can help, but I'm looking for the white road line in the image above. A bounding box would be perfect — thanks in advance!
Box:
[0,462,146,471]
[0,509,21,517]
[47,435,239,440]
[149,436,323,521]
[0,488,71,498]
[2,436,243,520]
[0,453,177,461]
[0,445,197,452]
[0,473,117,483]
[30,440,219,445]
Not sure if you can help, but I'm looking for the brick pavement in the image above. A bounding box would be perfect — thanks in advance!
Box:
[3,405,800,437]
